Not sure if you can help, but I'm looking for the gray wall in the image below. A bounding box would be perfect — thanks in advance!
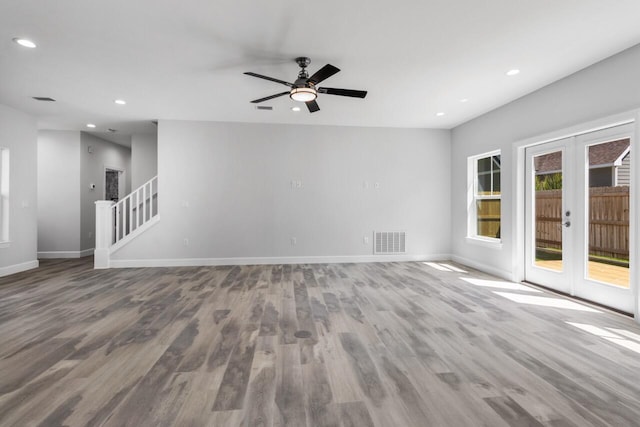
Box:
[0,104,38,276]
[451,43,640,278]
[80,132,131,251]
[113,121,451,263]
[131,133,158,189]
[37,130,81,254]
[37,131,131,255]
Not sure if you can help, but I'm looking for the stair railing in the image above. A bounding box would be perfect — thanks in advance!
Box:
[95,175,158,268]
[112,176,158,244]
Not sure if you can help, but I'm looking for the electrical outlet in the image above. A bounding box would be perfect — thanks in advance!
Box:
[375,182,380,189]
[291,237,297,246]
[183,238,189,246]
[363,236,369,244]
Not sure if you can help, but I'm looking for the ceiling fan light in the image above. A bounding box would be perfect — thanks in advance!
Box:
[290,87,317,102]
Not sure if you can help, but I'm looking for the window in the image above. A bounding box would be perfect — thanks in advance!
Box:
[468,151,501,241]
[0,147,9,244]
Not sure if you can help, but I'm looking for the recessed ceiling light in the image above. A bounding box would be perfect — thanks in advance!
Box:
[114,99,126,105]
[86,123,96,128]
[506,69,520,76]
[436,112,445,117]
[291,106,301,112]
[460,98,469,103]
[13,38,36,48]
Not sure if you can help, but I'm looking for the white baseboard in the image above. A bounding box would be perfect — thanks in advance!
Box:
[451,254,513,281]
[38,249,94,259]
[0,260,39,277]
[109,253,452,269]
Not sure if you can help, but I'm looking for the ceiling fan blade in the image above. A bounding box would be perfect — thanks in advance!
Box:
[244,72,294,87]
[318,87,367,98]
[250,91,290,103]
[306,99,320,113]
[307,64,340,85]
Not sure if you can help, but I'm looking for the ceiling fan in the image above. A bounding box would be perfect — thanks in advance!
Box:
[244,57,367,113]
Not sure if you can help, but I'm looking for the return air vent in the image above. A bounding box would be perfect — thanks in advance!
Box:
[374,231,406,254]
[256,105,273,111]
[32,96,56,101]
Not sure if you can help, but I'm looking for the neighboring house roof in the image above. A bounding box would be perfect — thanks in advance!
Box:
[589,138,630,166]
[534,138,630,173]
[534,152,562,173]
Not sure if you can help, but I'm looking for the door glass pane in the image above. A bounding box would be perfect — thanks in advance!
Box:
[586,139,630,288]
[533,151,563,271]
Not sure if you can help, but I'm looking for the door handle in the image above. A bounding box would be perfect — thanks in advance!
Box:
[563,221,571,227]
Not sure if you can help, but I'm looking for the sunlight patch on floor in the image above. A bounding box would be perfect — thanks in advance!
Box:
[423,262,453,272]
[567,322,640,355]
[439,263,467,273]
[461,278,542,293]
[607,328,640,342]
[494,292,601,313]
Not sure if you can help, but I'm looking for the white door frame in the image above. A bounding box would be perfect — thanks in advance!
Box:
[512,110,639,320]
[524,138,574,295]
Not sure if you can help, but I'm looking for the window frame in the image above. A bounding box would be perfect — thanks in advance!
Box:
[467,150,502,246]
[0,147,9,247]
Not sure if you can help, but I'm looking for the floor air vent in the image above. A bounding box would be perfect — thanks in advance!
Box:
[374,231,406,254]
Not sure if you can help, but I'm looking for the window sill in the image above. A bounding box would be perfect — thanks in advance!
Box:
[0,241,10,249]
[465,236,503,250]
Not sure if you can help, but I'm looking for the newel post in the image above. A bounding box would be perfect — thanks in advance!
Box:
[95,200,115,269]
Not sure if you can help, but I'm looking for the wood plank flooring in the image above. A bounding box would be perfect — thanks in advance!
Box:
[1,258,640,426]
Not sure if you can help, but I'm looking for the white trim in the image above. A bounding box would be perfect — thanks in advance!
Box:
[0,260,39,277]
[38,249,94,259]
[515,112,635,149]
[513,109,639,320]
[451,254,512,281]
[465,236,503,249]
[513,110,638,284]
[614,146,631,166]
[0,241,10,249]
[467,149,502,242]
[109,253,452,269]
[633,113,639,323]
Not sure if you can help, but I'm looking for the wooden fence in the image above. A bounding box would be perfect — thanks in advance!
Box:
[535,186,630,260]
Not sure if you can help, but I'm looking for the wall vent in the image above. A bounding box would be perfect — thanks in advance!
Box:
[256,105,273,110]
[374,231,406,254]
[32,96,56,101]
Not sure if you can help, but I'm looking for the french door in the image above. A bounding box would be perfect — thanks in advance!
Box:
[525,124,634,313]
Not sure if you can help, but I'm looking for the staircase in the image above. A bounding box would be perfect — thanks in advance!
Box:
[94,176,159,268]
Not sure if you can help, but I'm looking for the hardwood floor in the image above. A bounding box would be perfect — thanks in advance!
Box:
[1,258,640,426]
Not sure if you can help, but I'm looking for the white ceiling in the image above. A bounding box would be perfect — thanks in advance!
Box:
[2,0,640,139]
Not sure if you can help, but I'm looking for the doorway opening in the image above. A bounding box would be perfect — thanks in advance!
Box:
[524,123,634,313]
[104,167,125,202]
